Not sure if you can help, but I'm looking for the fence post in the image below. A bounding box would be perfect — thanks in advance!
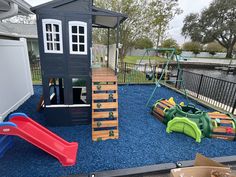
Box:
[124,62,127,83]
[197,74,204,98]
[175,68,180,88]
[153,65,156,82]
[177,69,183,90]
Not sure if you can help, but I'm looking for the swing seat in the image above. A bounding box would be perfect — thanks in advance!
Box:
[146,72,154,80]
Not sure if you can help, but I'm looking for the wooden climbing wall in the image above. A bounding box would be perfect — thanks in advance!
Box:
[92,68,119,141]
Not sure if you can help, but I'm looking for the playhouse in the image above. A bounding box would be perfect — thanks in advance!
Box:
[31,0,127,141]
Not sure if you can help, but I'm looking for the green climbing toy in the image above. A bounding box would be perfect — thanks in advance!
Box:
[152,98,216,143]
[166,117,202,143]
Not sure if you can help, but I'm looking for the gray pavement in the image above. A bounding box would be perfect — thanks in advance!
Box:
[137,58,236,65]
[184,58,236,64]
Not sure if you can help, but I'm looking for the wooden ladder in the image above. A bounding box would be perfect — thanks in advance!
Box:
[92,68,119,141]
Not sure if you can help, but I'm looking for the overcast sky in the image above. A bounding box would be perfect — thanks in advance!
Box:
[25,0,213,45]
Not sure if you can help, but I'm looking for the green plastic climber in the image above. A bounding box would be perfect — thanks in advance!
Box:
[166,117,202,143]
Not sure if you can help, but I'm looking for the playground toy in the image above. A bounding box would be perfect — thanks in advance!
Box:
[0,113,78,166]
[166,117,202,143]
[31,0,127,141]
[152,98,236,142]
[0,136,13,158]
[208,112,236,141]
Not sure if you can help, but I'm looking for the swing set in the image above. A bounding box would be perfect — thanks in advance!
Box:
[138,48,189,107]
[137,48,177,81]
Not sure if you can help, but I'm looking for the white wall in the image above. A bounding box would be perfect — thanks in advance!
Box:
[0,38,33,121]
[108,44,117,71]
[181,51,227,58]
[127,48,228,58]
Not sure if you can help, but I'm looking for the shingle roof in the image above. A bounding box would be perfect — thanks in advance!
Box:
[0,22,37,38]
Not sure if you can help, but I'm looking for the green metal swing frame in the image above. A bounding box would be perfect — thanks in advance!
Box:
[144,47,189,107]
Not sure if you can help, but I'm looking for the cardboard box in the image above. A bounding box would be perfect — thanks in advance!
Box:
[170,154,235,177]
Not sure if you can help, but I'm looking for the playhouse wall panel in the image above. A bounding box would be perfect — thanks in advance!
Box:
[43,58,66,76]
[45,107,91,126]
[70,107,91,124]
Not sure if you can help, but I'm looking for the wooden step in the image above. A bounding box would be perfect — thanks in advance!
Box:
[92,84,117,91]
[211,134,235,141]
[92,120,118,128]
[212,119,234,125]
[92,111,118,119]
[156,102,169,109]
[92,130,119,141]
[212,127,235,134]
[152,111,164,122]
[92,102,118,110]
[92,93,118,100]
[92,76,117,82]
[209,115,230,119]
[210,116,231,120]
[208,113,230,119]
[161,100,174,107]
[153,107,165,117]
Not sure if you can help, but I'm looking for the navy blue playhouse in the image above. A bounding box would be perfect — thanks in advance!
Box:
[32,0,127,141]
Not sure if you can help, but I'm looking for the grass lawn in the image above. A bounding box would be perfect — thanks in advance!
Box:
[124,56,167,64]
[118,69,155,84]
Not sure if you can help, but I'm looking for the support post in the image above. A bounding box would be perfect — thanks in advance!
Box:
[124,62,127,83]
[197,74,204,98]
[175,68,180,88]
[59,78,63,104]
[115,17,120,75]
[153,65,157,82]
[107,28,110,68]
[178,69,183,90]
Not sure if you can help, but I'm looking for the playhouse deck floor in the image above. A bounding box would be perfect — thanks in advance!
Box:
[2,85,236,177]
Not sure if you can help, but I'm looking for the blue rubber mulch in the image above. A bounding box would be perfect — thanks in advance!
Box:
[1,85,236,177]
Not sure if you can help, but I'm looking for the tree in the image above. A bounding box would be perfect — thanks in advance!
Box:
[161,38,182,55]
[94,0,147,64]
[182,0,236,58]
[93,0,182,64]
[161,38,178,48]
[183,41,202,57]
[134,37,153,49]
[146,0,182,47]
[205,42,225,56]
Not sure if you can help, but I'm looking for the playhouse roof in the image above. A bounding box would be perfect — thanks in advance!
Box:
[92,6,127,28]
[31,0,127,29]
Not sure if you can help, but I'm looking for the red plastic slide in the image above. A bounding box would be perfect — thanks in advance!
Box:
[0,113,78,166]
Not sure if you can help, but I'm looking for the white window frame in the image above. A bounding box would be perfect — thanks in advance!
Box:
[69,21,87,55]
[42,19,63,54]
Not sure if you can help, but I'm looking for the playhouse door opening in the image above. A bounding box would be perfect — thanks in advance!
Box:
[72,78,87,104]
[49,78,64,105]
